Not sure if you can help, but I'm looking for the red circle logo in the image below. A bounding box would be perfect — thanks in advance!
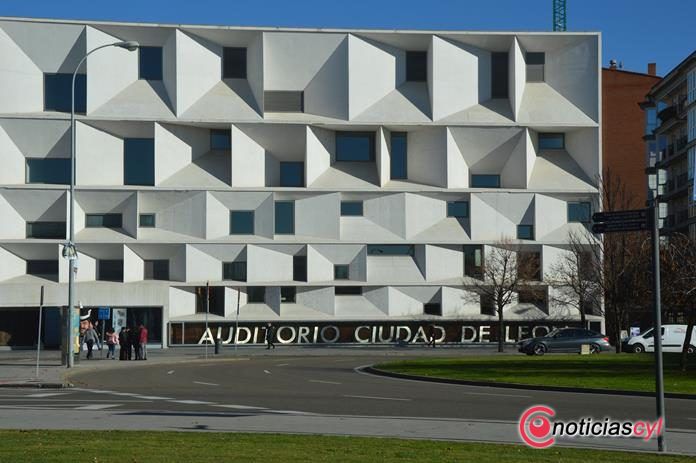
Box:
[518,405,556,448]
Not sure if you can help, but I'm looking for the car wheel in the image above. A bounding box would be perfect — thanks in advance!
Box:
[632,344,645,354]
[590,343,601,354]
[688,345,695,355]
[533,343,547,356]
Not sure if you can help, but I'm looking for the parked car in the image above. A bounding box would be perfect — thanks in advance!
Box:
[517,328,612,356]
[625,325,695,354]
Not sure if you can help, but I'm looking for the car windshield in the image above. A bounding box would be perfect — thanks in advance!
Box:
[639,328,653,337]
[546,328,560,337]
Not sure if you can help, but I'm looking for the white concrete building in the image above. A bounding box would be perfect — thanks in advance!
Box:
[0,17,602,347]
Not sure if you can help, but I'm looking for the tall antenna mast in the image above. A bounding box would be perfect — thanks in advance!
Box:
[553,0,567,31]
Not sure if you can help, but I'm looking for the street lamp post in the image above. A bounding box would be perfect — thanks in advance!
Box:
[65,41,139,368]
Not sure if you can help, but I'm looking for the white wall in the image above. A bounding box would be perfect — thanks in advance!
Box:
[75,122,124,186]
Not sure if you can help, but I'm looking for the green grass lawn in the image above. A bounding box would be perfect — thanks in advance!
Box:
[1,430,693,463]
[375,354,696,394]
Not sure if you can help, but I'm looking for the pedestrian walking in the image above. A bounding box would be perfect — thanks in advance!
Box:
[118,327,129,360]
[83,326,99,359]
[105,328,118,359]
[265,322,276,350]
[427,324,437,348]
[138,323,148,360]
[129,325,140,360]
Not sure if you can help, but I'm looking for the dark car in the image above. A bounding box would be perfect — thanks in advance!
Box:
[517,328,612,355]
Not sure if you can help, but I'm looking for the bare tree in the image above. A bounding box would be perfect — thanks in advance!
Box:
[468,237,541,353]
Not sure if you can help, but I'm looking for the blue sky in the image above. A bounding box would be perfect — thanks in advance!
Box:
[2,0,694,75]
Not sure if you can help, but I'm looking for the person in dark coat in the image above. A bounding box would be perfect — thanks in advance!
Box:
[265,322,275,350]
[129,325,140,360]
[427,324,437,348]
[119,327,129,360]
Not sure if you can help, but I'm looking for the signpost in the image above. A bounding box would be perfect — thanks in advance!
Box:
[35,286,44,379]
[591,209,650,234]
[98,307,110,359]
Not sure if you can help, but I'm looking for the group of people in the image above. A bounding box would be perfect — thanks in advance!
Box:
[80,323,148,360]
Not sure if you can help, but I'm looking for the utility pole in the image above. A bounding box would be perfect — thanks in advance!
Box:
[205,281,210,360]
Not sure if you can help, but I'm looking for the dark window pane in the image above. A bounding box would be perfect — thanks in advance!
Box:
[280,286,296,303]
[335,286,362,295]
[26,260,58,280]
[196,286,224,316]
[279,162,304,187]
[447,201,469,218]
[464,245,483,278]
[334,264,350,280]
[526,52,546,65]
[44,73,85,113]
[230,211,254,234]
[86,214,122,228]
[517,225,534,240]
[567,202,591,223]
[98,260,123,282]
[139,214,156,228]
[538,133,565,150]
[124,138,155,186]
[210,129,231,150]
[336,132,375,162]
[223,47,247,79]
[406,51,427,82]
[518,252,541,281]
[471,174,500,188]
[138,46,163,80]
[480,294,495,316]
[144,260,169,280]
[491,52,509,99]
[367,245,414,256]
[293,256,307,282]
[390,132,407,179]
[264,91,304,112]
[340,201,363,216]
[275,201,294,234]
[223,261,247,281]
[26,221,66,239]
[247,287,265,303]
[526,52,545,82]
[26,158,70,184]
[424,302,441,316]
[518,288,548,312]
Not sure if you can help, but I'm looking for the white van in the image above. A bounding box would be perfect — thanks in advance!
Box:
[626,325,695,354]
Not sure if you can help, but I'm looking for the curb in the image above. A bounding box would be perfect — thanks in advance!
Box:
[0,381,72,389]
[362,366,696,400]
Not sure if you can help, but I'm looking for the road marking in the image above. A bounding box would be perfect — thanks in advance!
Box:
[108,392,140,397]
[134,396,173,400]
[688,418,696,421]
[25,392,69,398]
[193,381,219,386]
[214,404,268,410]
[276,363,290,367]
[264,410,317,415]
[263,370,271,374]
[170,400,214,405]
[0,399,150,403]
[343,394,411,402]
[167,370,175,375]
[309,379,341,385]
[75,404,121,410]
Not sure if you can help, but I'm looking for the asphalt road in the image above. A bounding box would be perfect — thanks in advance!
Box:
[2,354,696,454]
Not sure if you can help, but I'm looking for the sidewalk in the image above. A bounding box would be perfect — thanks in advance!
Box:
[0,343,500,388]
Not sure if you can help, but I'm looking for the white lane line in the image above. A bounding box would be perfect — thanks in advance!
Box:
[193,381,220,386]
[688,418,696,421]
[263,370,271,374]
[461,391,531,398]
[134,396,173,400]
[167,370,175,375]
[309,379,341,385]
[0,399,150,403]
[276,363,290,367]
[264,410,318,416]
[170,399,214,405]
[75,404,122,410]
[214,404,268,410]
[25,392,69,398]
[343,394,411,402]
[108,392,140,397]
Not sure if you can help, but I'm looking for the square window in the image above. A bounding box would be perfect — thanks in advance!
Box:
[86,214,122,228]
[230,211,255,234]
[423,302,441,316]
[390,132,407,179]
[26,158,70,184]
[336,132,375,162]
[279,162,305,187]
[124,138,155,186]
[335,286,362,295]
[334,264,350,280]
[144,260,169,280]
[280,286,296,303]
[26,260,59,280]
[44,73,86,113]
[98,260,123,282]
[480,293,496,316]
[264,91,304,112]
[293,255,307,282]
[464,245,483,278]
[340,201,363,216]
[275,201,294,234]
[195,286,225,316]
[470,174,501,188]
[247,286,265,303]
[567,202,591,223]
[139,214,156,228]
[406,51,427,82]
[538,133,565,150]
[526,52,545,82]
[223,261,247,281]
[223,47,247,79]
[517,225,534,240]
[210,129,231,150]
[138,46,163,80]
[447,201,469,218]
[518,252,542,281]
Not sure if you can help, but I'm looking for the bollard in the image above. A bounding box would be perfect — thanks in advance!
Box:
[214,337,220,355]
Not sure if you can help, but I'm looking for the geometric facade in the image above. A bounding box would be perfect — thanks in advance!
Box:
[0,17,602,346]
